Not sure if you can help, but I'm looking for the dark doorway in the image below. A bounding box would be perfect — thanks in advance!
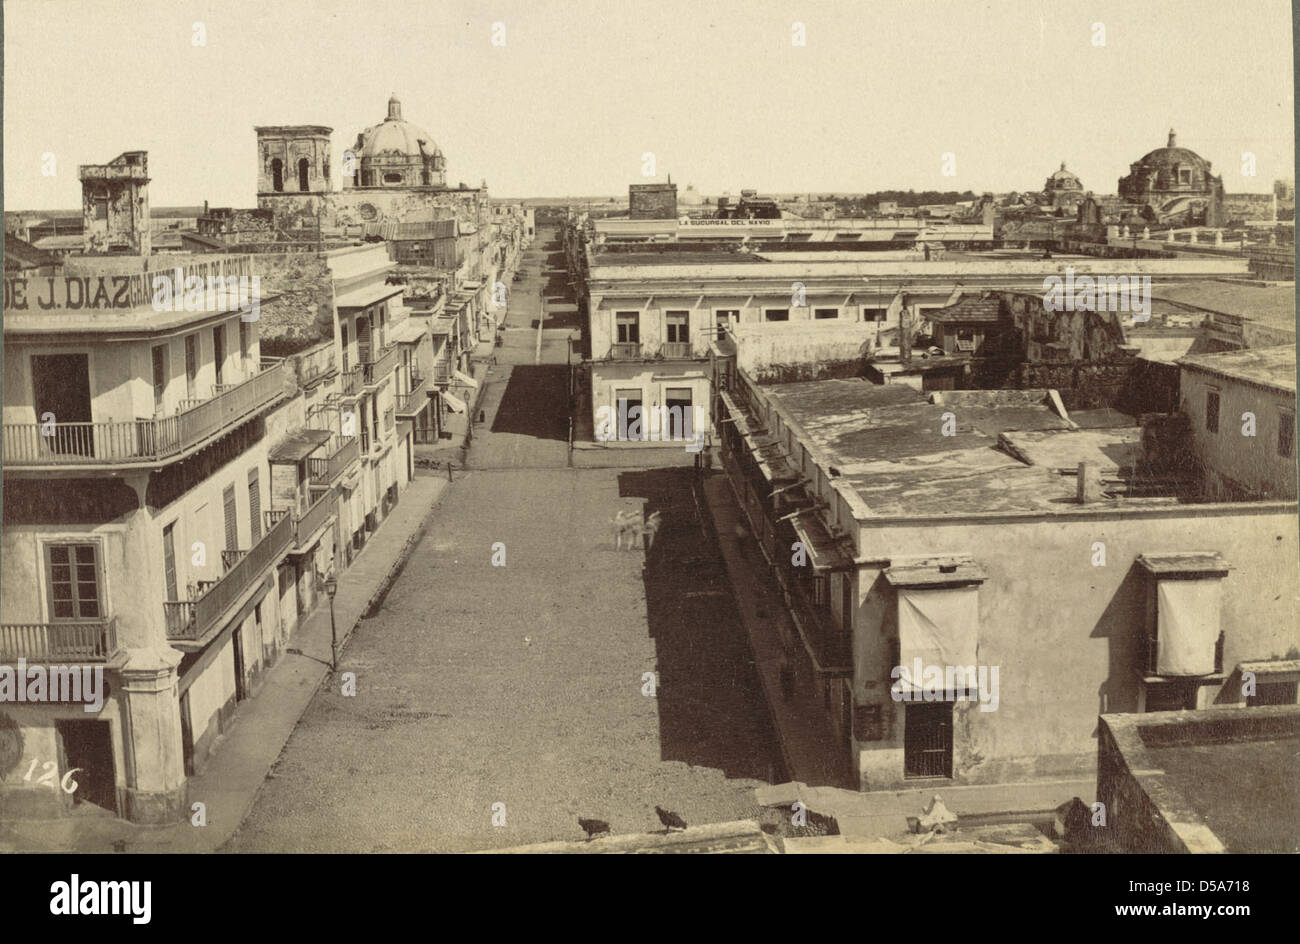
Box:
[179,689,195,776]
[298,158,310,192]
[615,389,643,441]
[904,702,953,778]
[32,353,92,455]
[232,629,248,702]
[664,389,693,442]
[55,719,116,814]
[271,158,283,192]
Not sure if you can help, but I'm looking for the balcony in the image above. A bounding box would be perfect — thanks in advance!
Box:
[432,361,453,385]
[608,342,643,360]
[164,511,294,643]
[362,344,401,387]
[339,366,363,397]
[661,341,694,359]
[0,618,118,663]
[292,490,337,552]
[307,436,360,486]
[3,361,288,470]
[396,375,428,416]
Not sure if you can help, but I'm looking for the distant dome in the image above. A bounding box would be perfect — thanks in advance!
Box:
[1046,162,1082,190]
[352,95,446,188]
[1119,129,1220,205]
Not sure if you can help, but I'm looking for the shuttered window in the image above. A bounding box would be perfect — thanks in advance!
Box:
[223,484,238,552]
[248,468,262,543]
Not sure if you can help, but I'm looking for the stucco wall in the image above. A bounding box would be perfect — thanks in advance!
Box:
[850,505,1300,789]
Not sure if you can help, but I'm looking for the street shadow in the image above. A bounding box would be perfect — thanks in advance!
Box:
[487,364,570,441]
[617,467,786,782]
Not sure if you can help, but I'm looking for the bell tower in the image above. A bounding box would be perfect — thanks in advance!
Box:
[254,125,334,196]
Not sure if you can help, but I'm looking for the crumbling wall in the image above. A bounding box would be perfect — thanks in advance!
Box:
[254,252,333,354]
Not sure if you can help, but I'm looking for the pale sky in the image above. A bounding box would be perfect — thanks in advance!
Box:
[3,0,1294,209]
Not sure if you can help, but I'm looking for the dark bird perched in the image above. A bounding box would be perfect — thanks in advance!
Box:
[655,805,687,831]
[578,817,611,840]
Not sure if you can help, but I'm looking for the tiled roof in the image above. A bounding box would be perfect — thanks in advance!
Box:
[927,294,1002,324]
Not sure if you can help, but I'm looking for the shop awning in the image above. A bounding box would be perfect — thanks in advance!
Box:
[790,511,853,571]
[453,369,478,389]
[269,428,333,462]
[443,391,467,413]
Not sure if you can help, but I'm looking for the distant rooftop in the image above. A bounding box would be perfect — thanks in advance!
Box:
[1178,345,1296,394]
[1151,280,1296,329]
[753,378,1178,517]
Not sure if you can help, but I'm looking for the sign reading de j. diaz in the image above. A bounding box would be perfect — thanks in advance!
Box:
[3,257,253,312]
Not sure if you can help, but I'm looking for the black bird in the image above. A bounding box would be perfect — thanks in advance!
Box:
[578,817,611,840]
[656,805,687,832]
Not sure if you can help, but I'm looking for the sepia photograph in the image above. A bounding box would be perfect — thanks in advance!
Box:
[0,0,1296,904]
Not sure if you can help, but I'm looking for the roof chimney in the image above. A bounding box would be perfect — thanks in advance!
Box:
[1167,128,1177,148]
[1076,461,1103,503]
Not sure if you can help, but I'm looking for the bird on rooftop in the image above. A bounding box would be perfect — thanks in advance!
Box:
[655,805,688,831]
[578,817,610,840]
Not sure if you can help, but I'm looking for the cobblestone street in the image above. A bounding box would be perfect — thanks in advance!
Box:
[225,234,784,852]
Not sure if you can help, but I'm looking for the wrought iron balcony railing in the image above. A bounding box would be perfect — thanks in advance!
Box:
[0,617,118,663]
[3,361,287,467]
[608,342,642,360]
[396,375,428,415]
[363,344,401,387]
[307,436,360,486]
[164,511,294,642]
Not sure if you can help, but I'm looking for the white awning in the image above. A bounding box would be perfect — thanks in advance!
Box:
[452,369,478,389]
[896,586,980,693]
[1156,580,1221,676]
[443,391,467,414]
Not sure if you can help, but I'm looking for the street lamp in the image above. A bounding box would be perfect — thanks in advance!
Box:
[321,571,339,672]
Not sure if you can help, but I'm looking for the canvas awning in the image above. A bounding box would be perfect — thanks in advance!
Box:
[443,391,467,414]
[453,369,478,389]
[268,428,333,462]
[1156,580,1221,676]
[789,511,853,571]
[894,586,981,694]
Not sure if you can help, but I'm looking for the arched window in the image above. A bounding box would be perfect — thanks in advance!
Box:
[271,158,283,192]
[298,158,310,192]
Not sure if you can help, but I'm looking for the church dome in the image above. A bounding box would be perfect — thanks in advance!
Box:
[357,95,442,160]
[1119,129,1219,204]
[352,95,446,188]
[1046,162,1082,189]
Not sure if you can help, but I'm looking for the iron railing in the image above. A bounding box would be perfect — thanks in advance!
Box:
[0,617,118,663]
[396,375,428,415]
[163,511,293,641]
[661,341,693,359]
[608,342,642,360]
[293,491,337,549]
[3,362,287,466]
[307,436,360,485]
[363,344,401,386]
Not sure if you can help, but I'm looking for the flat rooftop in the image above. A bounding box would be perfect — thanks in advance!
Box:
[1178,345,1297,393]
[755,378,1166,517]
[1151,280,1296,330]
[1105,706,1300,854]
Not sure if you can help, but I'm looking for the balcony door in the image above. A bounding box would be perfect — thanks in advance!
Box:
[32,353,92,456]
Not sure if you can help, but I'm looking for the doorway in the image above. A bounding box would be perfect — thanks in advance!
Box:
[614,389,644,441]
[32,353,92,456]
[54,719,117,814]
[904,702,953,779]
[179,690,195,776]
[232,629,248,703]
